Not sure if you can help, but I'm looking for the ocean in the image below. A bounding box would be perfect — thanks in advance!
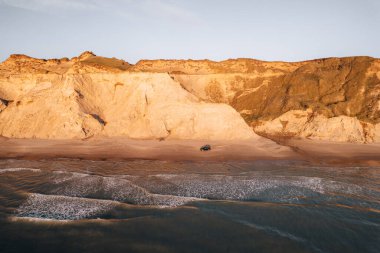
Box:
[0,159,379,253]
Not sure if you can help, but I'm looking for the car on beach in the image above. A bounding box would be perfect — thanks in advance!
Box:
[200,144,211,151]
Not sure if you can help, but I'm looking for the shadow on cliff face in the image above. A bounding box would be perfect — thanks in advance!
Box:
[232,57,379,125]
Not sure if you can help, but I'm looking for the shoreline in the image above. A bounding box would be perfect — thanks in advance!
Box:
[0,137,379,166]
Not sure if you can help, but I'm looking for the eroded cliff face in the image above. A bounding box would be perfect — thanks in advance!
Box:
[154,57,380,143]
[0,52,379,142]
[0,53,255,140]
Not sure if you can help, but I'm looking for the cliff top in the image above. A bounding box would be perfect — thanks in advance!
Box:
[1,52,377,76]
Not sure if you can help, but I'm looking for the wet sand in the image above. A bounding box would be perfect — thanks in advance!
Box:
[283,138,380,166]
[0,137,379,165]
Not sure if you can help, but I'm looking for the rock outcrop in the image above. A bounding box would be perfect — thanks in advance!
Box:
[0,52,379,142]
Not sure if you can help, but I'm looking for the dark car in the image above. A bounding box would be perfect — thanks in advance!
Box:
[200,144,211,151]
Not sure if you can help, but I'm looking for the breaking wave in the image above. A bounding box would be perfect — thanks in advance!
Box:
[0,168,41,173]
[3,167,377,221]
[141,173,370,203]
[17,193,118,220]
[48,172,202,207]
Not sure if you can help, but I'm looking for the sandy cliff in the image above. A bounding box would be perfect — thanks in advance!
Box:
[146,57,379,143]
[0,53,255,140]
[0,52,379,142]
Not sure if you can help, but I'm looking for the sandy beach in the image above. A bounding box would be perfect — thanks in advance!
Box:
[1,137,379,165]
[0,137,296,161]
[284,138,380,165]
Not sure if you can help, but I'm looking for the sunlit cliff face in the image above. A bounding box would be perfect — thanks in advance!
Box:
[0,52,379,142]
